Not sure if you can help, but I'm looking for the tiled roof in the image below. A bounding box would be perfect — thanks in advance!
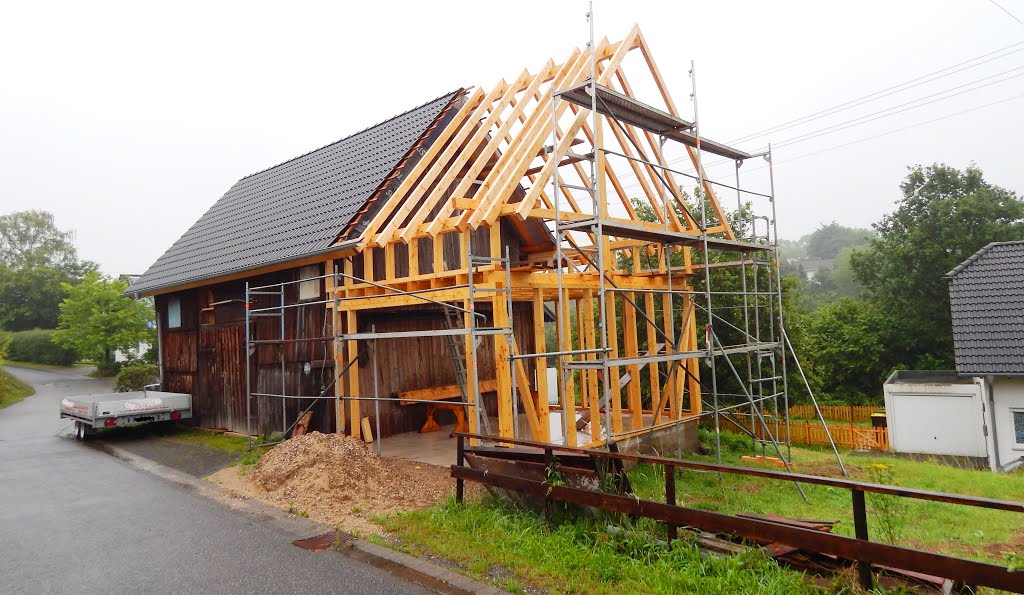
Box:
[946,241,1024,375]
[130,91,461,295]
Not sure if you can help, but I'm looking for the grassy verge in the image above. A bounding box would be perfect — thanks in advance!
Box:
[165,429,266,470]
[377,430,1024,593]
[0,367,34,409]
[628,429,1024,562]
[377,495,820,594]
[2,360,90,372]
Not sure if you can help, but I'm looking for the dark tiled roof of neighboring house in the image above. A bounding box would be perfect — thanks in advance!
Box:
[946,241,1024,375]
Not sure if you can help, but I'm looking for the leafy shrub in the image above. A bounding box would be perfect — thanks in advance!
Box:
[94,360,122,377]
[5,329,78,366]
[114,363,159,392]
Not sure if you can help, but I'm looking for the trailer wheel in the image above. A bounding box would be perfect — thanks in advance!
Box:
[75,421,87,441]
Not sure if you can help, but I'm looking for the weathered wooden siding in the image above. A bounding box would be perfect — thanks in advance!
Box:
[353,303,535,438]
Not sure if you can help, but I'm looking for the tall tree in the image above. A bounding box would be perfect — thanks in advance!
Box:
[0,210,96,330]
[803,222,873,260]
[851,164,1024,368]
[53,273,154,365]
[0,210,79,270]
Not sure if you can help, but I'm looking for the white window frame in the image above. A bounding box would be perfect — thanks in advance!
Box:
[1012,408,1024,449]
[167,296,181,329]
[298,265,321,301]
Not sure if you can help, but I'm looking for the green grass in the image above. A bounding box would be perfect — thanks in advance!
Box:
[377,430,1024,593]
[378,495,821,594]
[0,367,34,409]
[164,429,251,454]
[626,429,1024,562]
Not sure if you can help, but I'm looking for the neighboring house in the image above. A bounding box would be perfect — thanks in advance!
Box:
[797,257,834,280]
[946,241,1024,472]
[881,241,1024,471]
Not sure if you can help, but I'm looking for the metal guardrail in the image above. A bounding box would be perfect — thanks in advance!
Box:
[452,432,1024,592]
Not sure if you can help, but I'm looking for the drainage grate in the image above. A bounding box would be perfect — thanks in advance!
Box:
[293,530,354,552]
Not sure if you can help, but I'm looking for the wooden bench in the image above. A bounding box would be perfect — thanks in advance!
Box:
[396,379,498,434]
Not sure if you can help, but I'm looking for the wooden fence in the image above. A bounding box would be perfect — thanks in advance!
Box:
[789,404,878,423]
[719,415,889,452]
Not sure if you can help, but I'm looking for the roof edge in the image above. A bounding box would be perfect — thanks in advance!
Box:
[239,89,468,182]
[945,240,1024,279]
[126,239,361,298]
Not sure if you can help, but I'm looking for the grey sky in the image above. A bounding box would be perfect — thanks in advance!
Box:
[2,0,1022,276]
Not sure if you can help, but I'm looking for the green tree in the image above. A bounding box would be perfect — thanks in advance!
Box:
[803,222,873,260]
[851,164,1024,368]
[0,210,79,270]
[53,273,154,365]
[801,299,892,403]
[0,210,96,330]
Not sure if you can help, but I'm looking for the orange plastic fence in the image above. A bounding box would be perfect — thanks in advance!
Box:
[720,415,889,452]
[789,405,878,423]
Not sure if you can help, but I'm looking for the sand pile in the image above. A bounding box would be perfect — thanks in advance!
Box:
[211,431,455,535]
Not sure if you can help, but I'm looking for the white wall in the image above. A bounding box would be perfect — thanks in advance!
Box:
[991,377,1024,472]
[883,379,987,458]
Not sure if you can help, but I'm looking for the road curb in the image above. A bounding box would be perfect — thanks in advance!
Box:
[93,440,507,595]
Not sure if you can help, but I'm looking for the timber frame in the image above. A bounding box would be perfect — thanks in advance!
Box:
[232,23,842,466]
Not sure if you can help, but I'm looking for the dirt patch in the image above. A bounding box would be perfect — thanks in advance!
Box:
[208,432,469,536]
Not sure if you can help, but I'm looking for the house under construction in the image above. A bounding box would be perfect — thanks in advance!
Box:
[130,23,824,463]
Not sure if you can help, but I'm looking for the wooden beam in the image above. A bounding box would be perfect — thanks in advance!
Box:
[493,292,514,439]
[510,26,640,223]
[532,288,550,441]
[559,288,577,447]
[622,291,643,430]
[644,292,661,423]
[397,378,498,402]
[367,86,494,247]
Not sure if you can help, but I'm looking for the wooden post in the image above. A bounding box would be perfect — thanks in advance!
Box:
[605,291,622,434]
[560,289,577,447]
[581,290,599,442]
[622,291,643,430]
[342,257,361,440]
[493,292,514,439]
[532,289,550,442]
[463,298,479,439]
[644,292,660,425]
[852,489,873,590]
[665,463,677,542]
[327,258,344,434]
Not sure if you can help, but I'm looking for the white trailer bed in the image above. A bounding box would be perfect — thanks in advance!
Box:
[60,389,192,440]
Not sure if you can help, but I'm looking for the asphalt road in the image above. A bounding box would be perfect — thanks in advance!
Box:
[0,366,430,595]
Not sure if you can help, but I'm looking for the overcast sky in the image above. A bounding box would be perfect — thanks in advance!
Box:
[2,0,1022,275]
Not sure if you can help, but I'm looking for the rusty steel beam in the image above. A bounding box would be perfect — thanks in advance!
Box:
[451,465,1024,592]
[454,432,1024,513]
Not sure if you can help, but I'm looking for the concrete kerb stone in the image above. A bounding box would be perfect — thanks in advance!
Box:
[92,440,508,595]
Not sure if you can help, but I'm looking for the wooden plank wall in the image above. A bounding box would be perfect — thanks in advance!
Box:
[355,303,535,438]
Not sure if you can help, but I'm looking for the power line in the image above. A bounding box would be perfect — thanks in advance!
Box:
[771,66,1024,149]
[613,90,1024,194]
[730,39,1024,144]
[988,0,1024,25]
[720,91,1024,175]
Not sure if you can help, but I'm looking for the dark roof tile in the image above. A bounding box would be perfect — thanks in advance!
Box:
[130,91,460,295]
[946,241,1024,375]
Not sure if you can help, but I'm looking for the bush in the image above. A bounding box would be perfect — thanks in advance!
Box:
[94,360,122,377]
[4,329,78,366]
[114,363,159,392]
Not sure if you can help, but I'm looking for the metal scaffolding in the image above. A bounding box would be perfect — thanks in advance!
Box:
[516,3,845,473]
[242,252,515,452]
